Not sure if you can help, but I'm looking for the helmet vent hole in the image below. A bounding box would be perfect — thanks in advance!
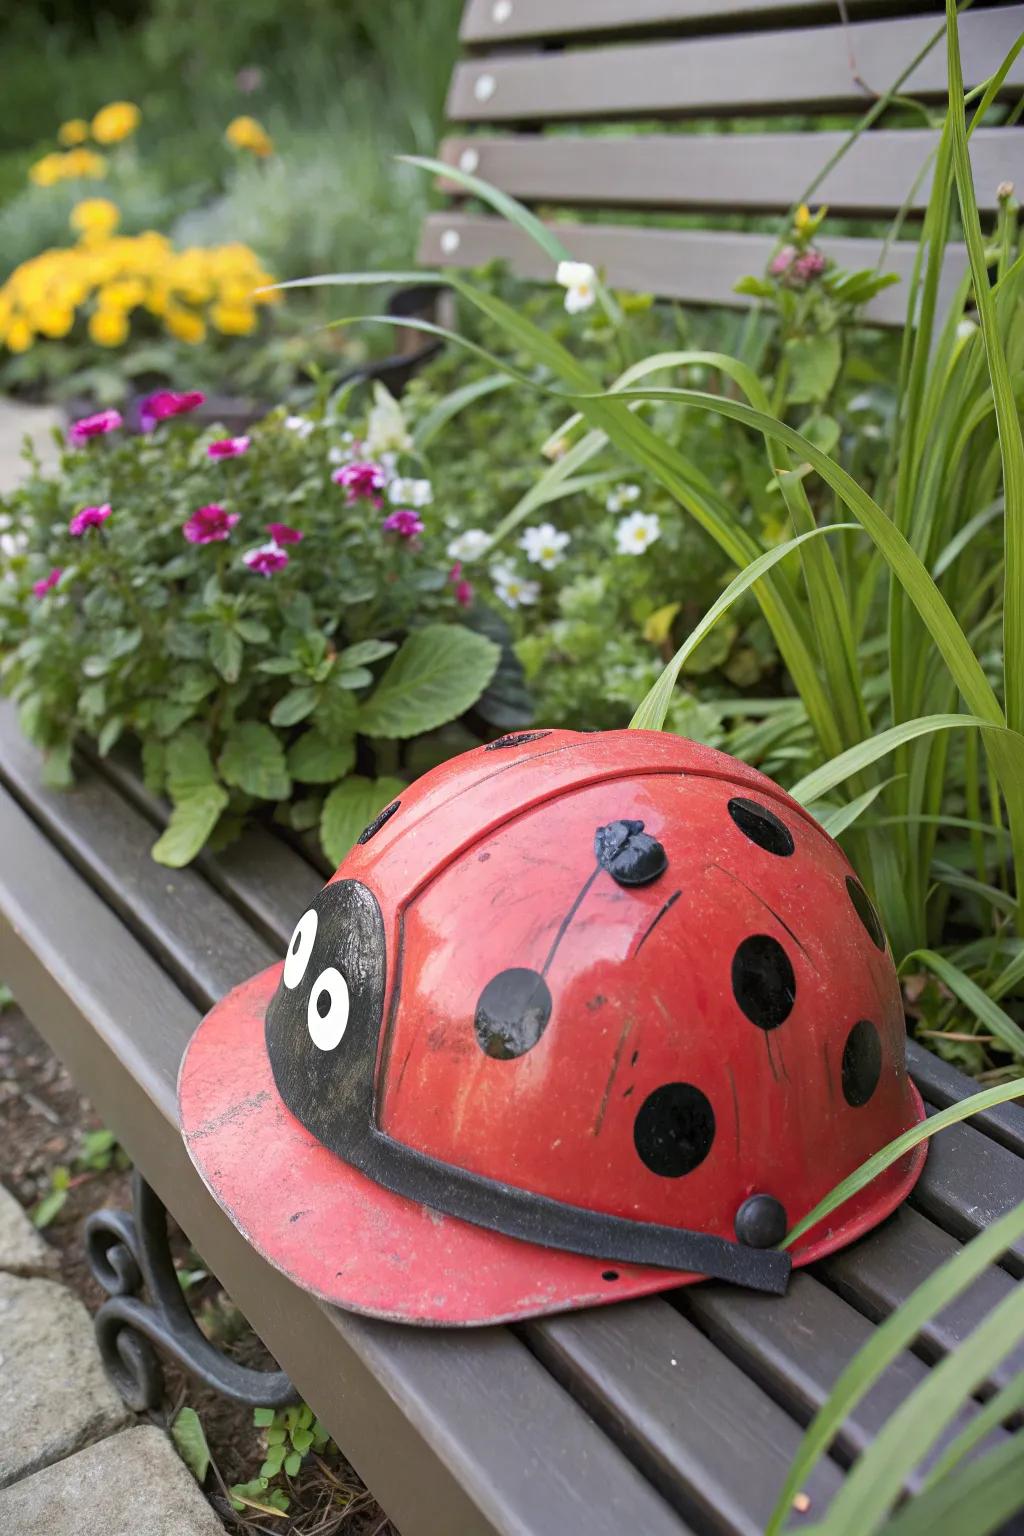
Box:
[731,934,796,1031]
[727,797,795,857]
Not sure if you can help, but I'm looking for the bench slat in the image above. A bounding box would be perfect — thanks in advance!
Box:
[819,1205,1024,1395]
[0,780,691,1536]
[910,1117,1024,1279]
[906,1038,1024,1159]
[418,212,964,323]
[447,9,1024,121]
[460,0,923,45]
[526,1298,842,1535]
[438,127,1021,215]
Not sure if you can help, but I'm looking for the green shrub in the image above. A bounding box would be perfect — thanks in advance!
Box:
[0,385,519,867]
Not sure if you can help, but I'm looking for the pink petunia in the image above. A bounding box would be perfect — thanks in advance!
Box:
[68,409,122,446]
[139,389,205,431]
[792,249,826,284]
[184,504,240,544]
[266,521,303,545]
[332,460,387,505]
[68,503,112,537]
[448,561,473,609]
[770,244,797,278]
[208,435,251,460]
[243,541,289,576]
[33,567,62,598]
[382,508,423,539]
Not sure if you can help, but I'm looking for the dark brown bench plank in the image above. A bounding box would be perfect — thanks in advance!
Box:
[910,1116,1024,1279]
[447,9,1024,121]
[460,0,921,46]
[418,213,964,324]
[438,127,1021,214]
[0,780,691,1536]
[820,1205,1024,1395]
[906,1038,1024,1159]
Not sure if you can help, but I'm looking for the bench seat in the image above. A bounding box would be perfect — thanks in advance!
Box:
[1,698,1022,1535]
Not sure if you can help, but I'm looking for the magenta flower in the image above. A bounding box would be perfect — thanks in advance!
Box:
[448,561,473,609]
[770,244,797,278]
[208,435,250,460]
[139,389,205,431]
[266,521,303,545]
[33,567,62,598]
[68,409,122,446]
[68,503,112,537]
[382,508,423,540]
[792,249,826,284]
[243,541,289,576]
[332,460,387,505]
[184,504,240,544]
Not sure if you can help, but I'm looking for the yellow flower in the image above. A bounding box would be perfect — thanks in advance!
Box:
[88,307,129,347]
[794,204,812,234]
[6,316,34,353]
[29,153,65,188]
[70,198,120,240]
[91,101,140,145]
[58,119,90,146]
[225,115,273,157]
[211,302,256,336]
[99,278,146,311]
[36,305,75,339]
[64,148,108,180]
[164,306,206,344]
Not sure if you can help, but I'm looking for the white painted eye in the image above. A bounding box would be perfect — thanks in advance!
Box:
[307,967,350,1051]
[283,909,317,990]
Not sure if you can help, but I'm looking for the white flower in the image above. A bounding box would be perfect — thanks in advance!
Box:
[328,432,357,466]
[388,476,433,508]
[365,383,413,455]
[556,260,597,315]
[605,482,641,514]
[615,511,661,556]
[447,527,491,562]
[519,521,570,570]
[491,563,540,608]
[284,414,315,438]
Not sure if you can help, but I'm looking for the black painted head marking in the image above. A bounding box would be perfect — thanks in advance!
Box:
[595,820,667,887]
[727,797,795,857]
[357,800,400,845]
[732,934,796,1031]
[846,876,886,951]
[484,731,553,751]
[842,1019,882,1107]
[633,1082,715,1177]
[474,967,552,1059]
[735,1194,788,1248]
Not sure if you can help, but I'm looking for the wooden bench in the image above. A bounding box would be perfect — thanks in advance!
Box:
[2,701,1024,1534]
[421,0,1024,325]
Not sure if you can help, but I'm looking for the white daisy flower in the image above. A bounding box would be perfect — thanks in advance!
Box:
[556,260,597,315]
[519,522,571,570]
[491,563,540,608]
[388,477,433,508]
[605,482,641,514]
[446,528,491,562]
[615,511,661,556]
[284,414,315,438]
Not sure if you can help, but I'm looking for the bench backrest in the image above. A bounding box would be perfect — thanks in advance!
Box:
[420,1,1024,325]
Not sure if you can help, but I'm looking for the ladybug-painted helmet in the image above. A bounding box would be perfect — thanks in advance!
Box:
[180,729,926,1325]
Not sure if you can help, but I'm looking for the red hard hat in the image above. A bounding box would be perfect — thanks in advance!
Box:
[179,728,926,1325]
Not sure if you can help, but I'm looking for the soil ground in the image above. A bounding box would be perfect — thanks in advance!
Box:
[0,999,398,1536]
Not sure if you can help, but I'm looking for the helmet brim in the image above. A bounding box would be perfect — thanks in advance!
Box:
[179,963,928,1326]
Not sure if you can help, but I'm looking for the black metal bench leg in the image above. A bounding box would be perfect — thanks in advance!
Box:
[85,1170,299,1412]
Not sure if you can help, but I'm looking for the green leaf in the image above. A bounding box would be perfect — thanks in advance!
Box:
[284,1451,301,1477]
[165,731,217,799]
[258,656,300,676]
[209,627,243,683]
[876,1434,1024,1536]
[151,784,229,867]
[270,687,319,728]
[97,716,123,758]
[334,666,373,690]
[219,723,291,801]
[252,1408,275,1427]
[413,372,511,450]
[733,274,775,298]
[788,715,1021,805]
[320,776,405,866]
[902,949,1024,1058]
[171,1407,211,1484]
[358,624,500,739]
[42,742,73,789]
[784,332,842,405]
[30,1188,67,1229]
[336,639,397,668]
[286,729,355,785]
[801,414,840,456]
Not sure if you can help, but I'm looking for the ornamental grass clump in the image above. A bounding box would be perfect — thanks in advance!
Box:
[0,387,512,869]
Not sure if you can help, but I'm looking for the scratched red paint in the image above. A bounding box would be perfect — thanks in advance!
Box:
[179,728,926,1325]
